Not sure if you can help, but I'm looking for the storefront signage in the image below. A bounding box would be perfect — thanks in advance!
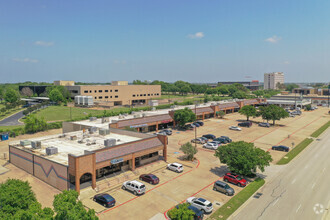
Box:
[161,120,172,124]
[111,158,124,164]
[130,124,148,128]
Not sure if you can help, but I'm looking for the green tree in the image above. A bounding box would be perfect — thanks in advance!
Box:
[285,83,299,92]
[4,89,20,103]
[180,142,198,161]
[252,90,264,98]
[0,179,54,219]
[239,105,257,121]
[180,85,192,95]
[167,203,195,220]
[53,190,98,220]
[258,105,289,125]
[24,115,48,133]
[49,88,64,104]
[203,94,210,103]
[232,90,247,99]
[216,110,225,118]
[217,86,229,96]
[214,141,272,176]
[173,108,196,127]
[305,104,312,111]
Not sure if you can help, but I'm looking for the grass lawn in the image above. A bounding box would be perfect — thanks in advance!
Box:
[277,138,314,165]
[209,178,265,220]
[151,94,202,100]
[0,125,24,130]
[311,121,330,138]
[29,106,132,122]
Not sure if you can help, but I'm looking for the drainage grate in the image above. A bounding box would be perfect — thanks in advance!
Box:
[254,192,263,198]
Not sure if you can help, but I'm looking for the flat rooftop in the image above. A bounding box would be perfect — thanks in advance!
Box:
[10,130,143,165]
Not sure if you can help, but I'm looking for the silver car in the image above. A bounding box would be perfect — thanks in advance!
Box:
[122,180,146,195]
[186,197,213,214]
[213,180,235,196]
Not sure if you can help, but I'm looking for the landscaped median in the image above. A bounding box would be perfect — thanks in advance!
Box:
[277,120,330,165]
[209,178,265,220]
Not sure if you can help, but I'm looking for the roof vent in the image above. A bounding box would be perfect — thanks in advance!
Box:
[104,138,116,147]
[46,147,58,155]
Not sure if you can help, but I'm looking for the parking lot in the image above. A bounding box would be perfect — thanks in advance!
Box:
[88,107,329,220]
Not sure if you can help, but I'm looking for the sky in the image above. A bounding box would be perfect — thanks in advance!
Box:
[0,0,329,83]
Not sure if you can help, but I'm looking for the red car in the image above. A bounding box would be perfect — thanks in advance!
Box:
[223,173,247,187]
[139,174,159,184]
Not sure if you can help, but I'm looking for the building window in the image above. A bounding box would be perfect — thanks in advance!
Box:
[133,95,136,97]
[110,90,112,92]
[99,90,102,93]
[115,96,118,98]
[105,96,109,98]
[110,96,112,98]
[89,90,92,93]
[115,90,118,92]
[84,90,88,93]
[95,97,97,99]
[144,94,146,96]
[148,94,150,96]
[140,94,143,96]
[94,90,97,93]
[99,96,102,99]
[105,90,108,92]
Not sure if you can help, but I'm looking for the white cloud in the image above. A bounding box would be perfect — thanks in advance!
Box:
[34,41,54,47]
[12,58,39,63]
[265,35,282,43]
[283,61,290,64]
[113,60,127,64]
[187,32,205,39]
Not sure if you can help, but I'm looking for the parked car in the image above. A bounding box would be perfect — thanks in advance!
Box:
[223,173,247,187]
[191,138,207,144]
[213,180,235,196]
[291,110,302,115]
[185,124,195,130]
[167,163,184,173]
[93,193,116,207]
[220,136,232,143]
[174,205,204,220]
[195,121,204,126]
[193,122,201,127]
[203,142,219,150]
[162,129,172,135]
[272,145,290,152]
[186,197,213,214]
[200,137,208,142]
[258,122,270,127]
[229,126,242,131]
[289,113,295,117]
[155,131,167,136]
[213,137,228,144]
[139,174,159,185]
[202,134,216,140]
[238,121,252,127]
[122,180,146,195]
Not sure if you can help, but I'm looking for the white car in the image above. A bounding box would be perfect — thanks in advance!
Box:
[229,126,242,131]
[122,180,146,195]
[186,197,213,214]
[167,163,183,173]
[203,142,219,150]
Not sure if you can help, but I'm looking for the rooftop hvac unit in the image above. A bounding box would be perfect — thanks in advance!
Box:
[101,117,109,123]
[79,96,85,105]
[46,147,58,155]
[104,138,116,147]
[84,96,93,106]
[20,140,31,146]
[31,141,41,149]
[142,113,146,117]
[70,135,77,140]
[111,120,118,123]
[131,111,136,115]
[99,128,110,136]
[89,127,98,134]
[89,117,97,121]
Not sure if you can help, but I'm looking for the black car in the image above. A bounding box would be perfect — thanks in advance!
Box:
[272,145,289,152]
[202,134,216,140]
[195,121,204,126]
[93,193,116,207]
[193,122,201,127]
[162,129,172,135]
[213,137,228,144]
[238,121,252,127]
[221,136,232,143]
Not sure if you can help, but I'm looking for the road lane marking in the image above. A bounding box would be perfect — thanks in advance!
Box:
[296,204,301,213]
[291,178,296,184]
[312,182,316,189]
[272,198,280,206]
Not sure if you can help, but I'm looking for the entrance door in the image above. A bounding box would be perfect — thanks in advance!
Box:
[135,157,140,167]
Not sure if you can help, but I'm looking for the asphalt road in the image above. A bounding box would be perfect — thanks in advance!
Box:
[231,128,330,220]
[0,110,24,126]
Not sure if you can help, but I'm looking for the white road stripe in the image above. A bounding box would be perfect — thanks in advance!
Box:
[273,198,280,206]
[296,204,301,213]
[291,178,296,184]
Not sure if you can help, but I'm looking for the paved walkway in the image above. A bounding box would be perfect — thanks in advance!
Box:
[0,110,24,126]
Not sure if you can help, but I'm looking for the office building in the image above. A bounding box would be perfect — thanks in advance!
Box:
[264,72,284,90]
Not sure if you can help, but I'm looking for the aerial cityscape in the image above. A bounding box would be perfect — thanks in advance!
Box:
[0,1,329,220]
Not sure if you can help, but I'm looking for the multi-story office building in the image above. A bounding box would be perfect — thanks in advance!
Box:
[264,72,284,90]
[65,81,161,106]
[217,80,260,90]
[54,80,75,86]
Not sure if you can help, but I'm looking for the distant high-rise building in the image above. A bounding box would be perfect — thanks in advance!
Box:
[264,72,284,90]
